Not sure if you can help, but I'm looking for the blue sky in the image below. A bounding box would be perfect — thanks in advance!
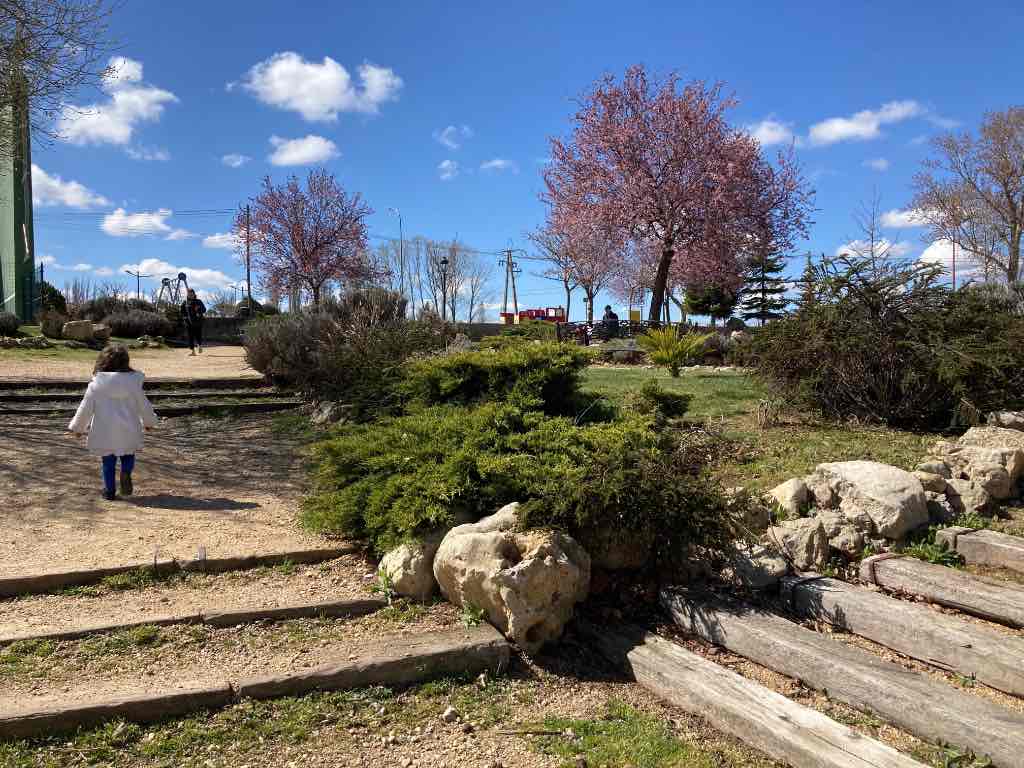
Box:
[30,0,1023,318]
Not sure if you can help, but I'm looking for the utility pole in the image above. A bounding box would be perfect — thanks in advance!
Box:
[498,249,521,321]
[124,269,151,300]
[388,208,405,308]
[244,204,254,313]
[440,254,449,322]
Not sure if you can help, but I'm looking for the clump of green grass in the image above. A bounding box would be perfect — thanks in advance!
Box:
[80,625,164,658]
[461,603,486,628]
[900,527,964,568]
[526,700,722,768]
[0,638,56,676]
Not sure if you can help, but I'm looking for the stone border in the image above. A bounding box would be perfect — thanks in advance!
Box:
[0,546,358,598]
[0,624,510,741]
[0,598,384,647]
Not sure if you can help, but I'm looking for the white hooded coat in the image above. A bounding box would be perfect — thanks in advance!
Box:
[68,372,159,456]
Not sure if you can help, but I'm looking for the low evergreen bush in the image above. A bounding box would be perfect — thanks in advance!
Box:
[39,310,67,339]
[0,311,18,336]
[303,402,737,560]
[398,341,593,413]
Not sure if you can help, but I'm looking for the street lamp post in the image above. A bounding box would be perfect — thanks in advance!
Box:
[440,256,449,322]
[124,269,152,301]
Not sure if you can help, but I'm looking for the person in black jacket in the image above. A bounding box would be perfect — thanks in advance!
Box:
[602,305,619,339]
[181,289,207,355]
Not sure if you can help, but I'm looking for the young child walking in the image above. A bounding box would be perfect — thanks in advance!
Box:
[68,344,159,501]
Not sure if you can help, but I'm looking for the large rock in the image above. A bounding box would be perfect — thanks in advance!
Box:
[379,539,440,603]
[311,401,352,426]
[913,471,949,494]
[815,509,872,558]
[766,518,828,571]
[61,320,95,342]
[92,323,111,343]
[987,411,1024,431]
[959,426,1024,453]
[925,491,956,525]
[726,543,789,589]
[432,503,590,653]
[933,440,1023,500]
[804,473,838,509]
[944,478,993,516]
[768,478,808,518]
[808,461,928,539]
[914,459,952,479]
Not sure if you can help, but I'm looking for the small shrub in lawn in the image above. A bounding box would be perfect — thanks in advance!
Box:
[303,402,740,561]
[626,380,691,420]
[0,311,20,336]
[39,310,67,339]
[636,327,711,377]
[399,341,593,414]
[102,310,175,338]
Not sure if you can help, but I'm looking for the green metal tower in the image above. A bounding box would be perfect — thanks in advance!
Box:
[0,54,35,323]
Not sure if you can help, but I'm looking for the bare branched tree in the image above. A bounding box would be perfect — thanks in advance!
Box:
[912,107,1024,283]
[1,0,117,153]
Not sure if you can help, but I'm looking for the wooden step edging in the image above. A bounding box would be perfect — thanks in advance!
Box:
[860,553,1024,628]
[0,546,358,598]
[780,575,1024,698]
[0,624,510,741]
[0,388,281,403]
[662,589,1024,768]
[576,621,925,768]
[936,527,1024,575]
[0,598,385,647]
[0,400,303,417]
[0,377,266,392]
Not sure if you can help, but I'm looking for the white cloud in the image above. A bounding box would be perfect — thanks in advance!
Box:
[864,157,890,171]
[101,208,173,237]
[438,159,458,181]
[746,118,795,147]
[31,165,110,209]
[909,134,930,146]
[928,114,960,130]
[836,238,914,259]
[126,145,170,162]
[239,52,402,121]
[119,258,235,291]
[166,228,196,241]
[918,239,977,277]
[808,100,923,146]
[93,267,114,277]
[57,56,177,146]
[480,158,518,174]
[221,153,251,168]
[267,134,339,166]
[881,208,927,228]
[203,232,239,250]
[38,253,94,272]
[433,124,473,150]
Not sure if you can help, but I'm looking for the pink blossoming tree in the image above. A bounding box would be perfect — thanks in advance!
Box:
[543,65,812,323]
[237,169,374,307]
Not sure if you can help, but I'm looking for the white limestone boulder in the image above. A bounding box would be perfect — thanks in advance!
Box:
[807,461,928,539]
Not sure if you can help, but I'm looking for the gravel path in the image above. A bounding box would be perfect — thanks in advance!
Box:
[0,413,331,577]
[0,555,377,639]
[0,344,259,382]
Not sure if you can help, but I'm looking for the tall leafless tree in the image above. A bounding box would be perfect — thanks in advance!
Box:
[1,0,116,154]
[912,107,1024,284]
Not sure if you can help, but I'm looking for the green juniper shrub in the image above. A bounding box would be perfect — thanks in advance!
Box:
[303,401,739,562]
[399,341,593,414]
[626,380,692,421]
[39,310,66,339]
[746,255,1024,429]
[0,311,18,336]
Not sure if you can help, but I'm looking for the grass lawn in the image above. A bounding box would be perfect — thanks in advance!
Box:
[0,325,148,362]
[582,366,938,491]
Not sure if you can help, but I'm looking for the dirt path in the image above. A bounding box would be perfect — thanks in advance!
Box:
[0,344,259,382]
[0,413,333,577]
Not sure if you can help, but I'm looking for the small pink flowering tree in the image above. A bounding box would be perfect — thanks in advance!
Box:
[237,169,373,307]
[544,65,812,323]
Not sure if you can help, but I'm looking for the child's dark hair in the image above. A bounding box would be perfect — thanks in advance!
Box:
[94,344,134,374]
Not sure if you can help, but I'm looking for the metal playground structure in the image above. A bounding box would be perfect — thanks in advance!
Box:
[155,272,190,312]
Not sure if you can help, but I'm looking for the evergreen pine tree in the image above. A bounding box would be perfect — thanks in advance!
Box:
[740,247,790,325]
[795,253,821,314]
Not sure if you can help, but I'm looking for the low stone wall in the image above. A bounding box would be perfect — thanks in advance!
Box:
[171,317,247,343]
